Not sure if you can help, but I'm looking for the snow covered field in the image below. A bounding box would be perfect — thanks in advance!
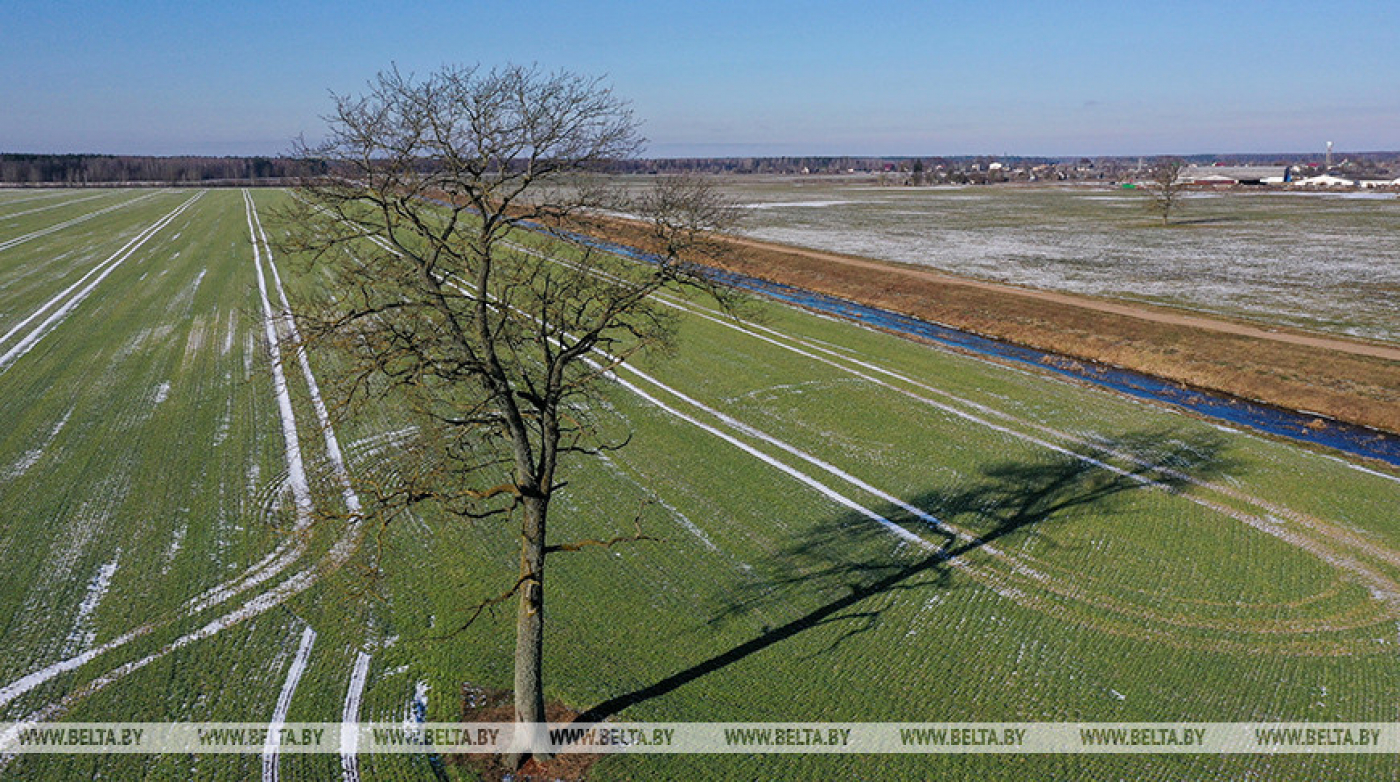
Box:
[725,181,1400,343]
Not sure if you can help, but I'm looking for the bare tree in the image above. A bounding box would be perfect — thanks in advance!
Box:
[1146,157,1188,225]
[277,64,738,767]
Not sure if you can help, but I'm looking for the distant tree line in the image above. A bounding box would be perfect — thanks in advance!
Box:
[616,156,903,175]
[610,155,1063,176]
[611,152,1397,181]
[4,150,1394,186]
[0,154,317,185]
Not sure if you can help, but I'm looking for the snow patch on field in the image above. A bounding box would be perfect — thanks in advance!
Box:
[904,593,948,638]
[0,194,367,746]
[0,567,325,740]
[346,427,418,457]
[222,309,238,357]
[39,481,125,590]
[61,552,121,656]
[114,325,175,362]
[654,496,725,556]
[168,269,207,315]
[0,191,109,221]
[246,462,262,508]
[243,331,257,379]
[1320,454,1400,486]
[0,191,163,253]
[724,378,862,404]
[162,524,187,574]
[183,314,209,366]
[0,191,367,745]
[0,194,200,376]
[738,188,1400,342]
[602,364,934,550]
[405,680,429,735]
[3,408,73,481]
[6,480,126,675]
[213,403,233,447]
[152,381,171,406]
[741,200,861,209]
[1273,191,1398,200]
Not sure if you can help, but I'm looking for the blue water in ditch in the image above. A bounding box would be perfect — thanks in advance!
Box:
[555,228,1400,469]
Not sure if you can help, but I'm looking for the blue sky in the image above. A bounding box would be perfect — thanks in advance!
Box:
[2,0,1396,157]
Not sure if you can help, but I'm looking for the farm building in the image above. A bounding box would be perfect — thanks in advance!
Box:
[1294,174,1356,187]
[1177,165,1290,186]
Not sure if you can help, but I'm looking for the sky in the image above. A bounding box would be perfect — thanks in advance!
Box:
[2,0,1397,158]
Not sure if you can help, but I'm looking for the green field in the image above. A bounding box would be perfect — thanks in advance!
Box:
[1,188,1398,780]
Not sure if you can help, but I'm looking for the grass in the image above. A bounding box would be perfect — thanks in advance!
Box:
[0,189,1398,780]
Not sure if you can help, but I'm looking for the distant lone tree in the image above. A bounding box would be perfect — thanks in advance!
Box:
[1146,157,1188,225]
[279,63,737,767]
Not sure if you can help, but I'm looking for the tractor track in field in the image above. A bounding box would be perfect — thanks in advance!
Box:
[497,238,1400,649]
[0,191,164,253]
[0,191,74,209]
[0,191,114,223]
[646,289,1400,637]
[339,650,372,782]
[261,625,316,782]
[0,192,201,375]
[0,192,368,772]
[598,349,1399,654]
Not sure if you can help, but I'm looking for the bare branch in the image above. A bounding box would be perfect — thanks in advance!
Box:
[544,511,662,556]
[430,573,532,641]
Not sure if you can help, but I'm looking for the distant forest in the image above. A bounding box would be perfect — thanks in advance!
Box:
[3,151,1396,185]
[0,154,310,185]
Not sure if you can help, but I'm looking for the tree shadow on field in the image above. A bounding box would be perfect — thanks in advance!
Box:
[573,427,1233,724]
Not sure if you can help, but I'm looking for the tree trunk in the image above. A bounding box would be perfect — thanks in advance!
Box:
[509,494,552,767]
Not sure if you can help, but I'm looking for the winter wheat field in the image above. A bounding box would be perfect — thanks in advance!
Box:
[0,187,1398,780]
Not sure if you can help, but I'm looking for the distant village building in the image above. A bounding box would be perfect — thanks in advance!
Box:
[1177,165,1290,186]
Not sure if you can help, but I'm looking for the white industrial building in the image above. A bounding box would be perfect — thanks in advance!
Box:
[1177,166,1290,186]
[1293,174,1356,187]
